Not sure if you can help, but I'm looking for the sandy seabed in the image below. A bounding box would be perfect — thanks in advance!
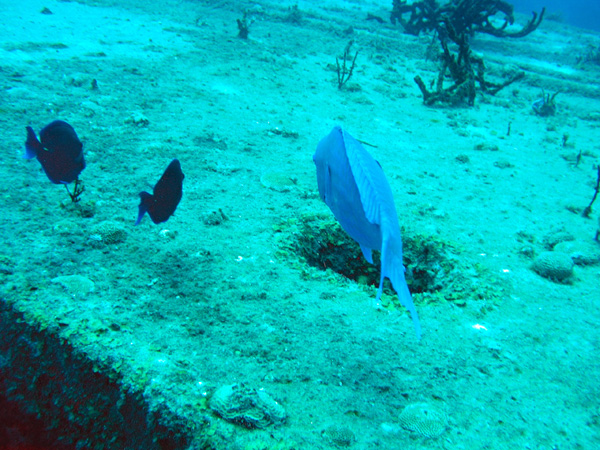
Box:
[0,0,599,449]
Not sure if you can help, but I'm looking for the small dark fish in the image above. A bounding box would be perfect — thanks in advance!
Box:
[24,120,85,185]
[136,159,184,225]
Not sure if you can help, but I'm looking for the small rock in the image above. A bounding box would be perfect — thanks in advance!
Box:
[125,112,150,127]
[65,73,92,88]
[202,209,228,226]
[260,172,298,192]
[209,383,286,429]
[455,154,470,164]
[493,159,514,169]
[518,245,535,258]
[158,229,178,240]
[474,142,499,151]
[53,219,81,236]
[267,128,299,139]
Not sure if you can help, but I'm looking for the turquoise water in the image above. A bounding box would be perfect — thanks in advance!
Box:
[1,1,599,449]
[514,0,600,32]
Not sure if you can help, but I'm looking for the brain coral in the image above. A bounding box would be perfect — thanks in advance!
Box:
[531,251,574,282]
[553,240,600,266]
[398,402,448,438]
[209,383,286,429]
[322,425,355,447]
[88,221,127,247]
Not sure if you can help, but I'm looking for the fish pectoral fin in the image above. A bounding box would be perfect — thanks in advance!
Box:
[324,164,332,203]
[360,244,374,264]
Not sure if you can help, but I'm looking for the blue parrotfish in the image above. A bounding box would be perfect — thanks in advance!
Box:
[24,120,85,185]
[136,159,184,225]
[313,126,421,339]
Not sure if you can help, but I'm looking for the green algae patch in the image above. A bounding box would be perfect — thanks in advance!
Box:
[275,214,508,307]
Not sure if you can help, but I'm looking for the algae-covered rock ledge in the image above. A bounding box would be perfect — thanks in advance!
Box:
[0,297,213,450]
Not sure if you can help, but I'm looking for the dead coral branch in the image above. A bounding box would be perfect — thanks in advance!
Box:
[391,0,545,39]
[391,0,540,105]
[336,41,359,90]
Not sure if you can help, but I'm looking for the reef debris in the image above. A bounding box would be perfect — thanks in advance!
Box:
[532,89,559,117]
[209,383,286,429]
[237,12,252,39]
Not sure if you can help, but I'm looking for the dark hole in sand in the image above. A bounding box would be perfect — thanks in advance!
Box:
[278,215,507,306]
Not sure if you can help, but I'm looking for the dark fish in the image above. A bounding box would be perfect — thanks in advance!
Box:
[136,159,184,225]
[313,126,421,339]
[24,120,85,184]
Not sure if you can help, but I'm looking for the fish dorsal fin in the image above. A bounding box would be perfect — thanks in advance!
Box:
[342,129,385,226]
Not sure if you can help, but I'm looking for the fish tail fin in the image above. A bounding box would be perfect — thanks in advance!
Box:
[135,191,153,225]
[24,126,42,159]
[380,238,422,340]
